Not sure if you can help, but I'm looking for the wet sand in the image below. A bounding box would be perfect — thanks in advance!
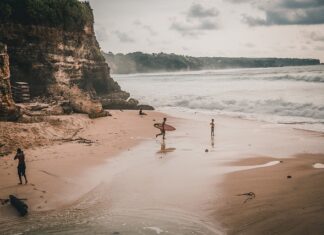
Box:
[0,111,324,234]
[0,110,166,212]
[215,154,324,235]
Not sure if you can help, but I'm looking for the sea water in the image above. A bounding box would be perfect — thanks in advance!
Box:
[115,65,324,132]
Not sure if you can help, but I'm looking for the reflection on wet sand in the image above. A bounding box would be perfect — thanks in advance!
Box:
[157,139,176,154]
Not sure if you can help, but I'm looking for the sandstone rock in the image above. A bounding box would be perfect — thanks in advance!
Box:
[0,43,20,121]
[88,110,109,119]
[101,98,138,110]
[137,104,155,110]
[0,2,154,113]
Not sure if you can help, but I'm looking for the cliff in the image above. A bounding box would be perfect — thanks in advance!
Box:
[0,43,20,121]
[0,0,145,116]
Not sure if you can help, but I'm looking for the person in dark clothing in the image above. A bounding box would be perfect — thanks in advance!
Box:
[139,108,147,116]
[14,148,28,184]
[210,119,215,137]
[156,117,167,139]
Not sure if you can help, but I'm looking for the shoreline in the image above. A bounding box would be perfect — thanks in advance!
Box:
[214,153,324,235]
[0,110,167,213]
[1,109,323,234]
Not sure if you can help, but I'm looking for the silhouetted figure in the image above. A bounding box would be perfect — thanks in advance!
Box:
[139,108,147,115]
[14,148,28,184]
[156,117,167,139]
[210,119,215,137]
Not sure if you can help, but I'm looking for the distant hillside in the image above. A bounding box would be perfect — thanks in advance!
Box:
[102,52,320,74]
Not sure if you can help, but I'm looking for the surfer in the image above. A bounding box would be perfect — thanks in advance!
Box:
[210,119,215,137]
[156,117,167,139]
[14,148,28,185]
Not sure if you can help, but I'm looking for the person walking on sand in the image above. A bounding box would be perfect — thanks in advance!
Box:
[210,119,215,137]
[14,148,28,184]
[156,117,167,139]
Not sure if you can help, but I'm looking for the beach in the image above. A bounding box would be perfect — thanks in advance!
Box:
[215,153,324,235]
[1,65,324,234]
[1,109,324,234]
[0,110,165,213]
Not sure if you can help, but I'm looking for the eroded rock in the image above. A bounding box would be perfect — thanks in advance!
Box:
[0,43,20,121]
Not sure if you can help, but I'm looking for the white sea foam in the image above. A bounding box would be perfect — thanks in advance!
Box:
[313,163,324,169]
[143,227,164,234]
[116,65,324,132]
[236,161,281,172]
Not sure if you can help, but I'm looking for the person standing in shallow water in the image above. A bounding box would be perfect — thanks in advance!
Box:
[14,148,28,184]
[156,117,167,139]
[210,119,215,137]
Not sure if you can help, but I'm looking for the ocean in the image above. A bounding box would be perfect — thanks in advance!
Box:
[1,65,324,235]
[115,65,324,132]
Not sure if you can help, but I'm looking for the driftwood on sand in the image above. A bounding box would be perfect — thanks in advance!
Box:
[53,127,94,145]
[56,137,94,144]
[1,195,28,216]
[236,192,256,203]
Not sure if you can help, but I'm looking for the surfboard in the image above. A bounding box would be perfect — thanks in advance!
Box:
[154,123,176,131]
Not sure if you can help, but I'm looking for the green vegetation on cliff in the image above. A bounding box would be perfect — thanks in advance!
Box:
[0,0,93,31]
[103,52,321,74]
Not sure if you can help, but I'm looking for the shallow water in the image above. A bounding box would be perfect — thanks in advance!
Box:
[1,113,324,235]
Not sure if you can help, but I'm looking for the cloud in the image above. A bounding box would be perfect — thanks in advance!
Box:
[226,0,255,3]
[309,32,324,41]
[171,19,218,36]
[240,0,324,26]
[133,19,157,36]
[244,42,255,48]
[171,3,220,36]
[142,25,158,36]
[133,19,142,26]
[187,3,219,18]
[95,25,109,42]
[114,31,135,43]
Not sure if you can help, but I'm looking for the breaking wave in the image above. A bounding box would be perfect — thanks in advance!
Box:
[117,65,324,83]
[170,98,324,120]
[265,74,324,83]
[116,65,324,131]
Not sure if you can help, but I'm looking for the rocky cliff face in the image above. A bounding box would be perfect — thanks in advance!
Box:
[0,2,146,115]
[0,43,20,120]
[0,23,120,98]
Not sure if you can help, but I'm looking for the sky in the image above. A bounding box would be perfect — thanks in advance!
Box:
[87,0,324,61]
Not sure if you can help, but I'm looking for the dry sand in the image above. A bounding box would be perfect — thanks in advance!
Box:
[215,154,324,235]
[0,110,165,213]
[1,110,324,235]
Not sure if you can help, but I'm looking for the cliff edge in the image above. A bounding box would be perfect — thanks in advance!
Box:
[0,0,147,117]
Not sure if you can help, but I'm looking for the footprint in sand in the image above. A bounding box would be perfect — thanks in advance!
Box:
[31,184,35,186]
[37,206,42,209]
[42,190,46,194]
[40,195,44,199]
[44,200,47,204]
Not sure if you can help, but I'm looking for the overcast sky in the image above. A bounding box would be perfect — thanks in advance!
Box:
[87,0,324,61]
